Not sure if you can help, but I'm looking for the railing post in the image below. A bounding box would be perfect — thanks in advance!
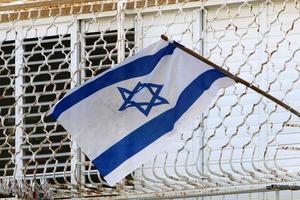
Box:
[117,0,125,64]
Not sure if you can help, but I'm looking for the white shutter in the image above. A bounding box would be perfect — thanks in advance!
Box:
[204,1,300,183]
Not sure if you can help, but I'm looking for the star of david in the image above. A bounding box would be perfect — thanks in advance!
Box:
[118,82,169,116]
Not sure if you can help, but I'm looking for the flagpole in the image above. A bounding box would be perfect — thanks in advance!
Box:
[161,34,300,118]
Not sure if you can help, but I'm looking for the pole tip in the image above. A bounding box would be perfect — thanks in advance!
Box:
[161,34,168,41]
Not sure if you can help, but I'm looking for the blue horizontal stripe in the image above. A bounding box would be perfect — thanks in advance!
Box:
[50,42,176,120]
[92,69,226,177]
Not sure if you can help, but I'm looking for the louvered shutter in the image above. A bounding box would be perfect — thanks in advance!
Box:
[82,29,135,184]
[0,41,15,177]
[22,35,71,183]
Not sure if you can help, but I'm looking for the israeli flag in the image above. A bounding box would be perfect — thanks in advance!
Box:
[49,39,235,186]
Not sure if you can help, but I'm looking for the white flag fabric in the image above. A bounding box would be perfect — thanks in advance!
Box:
[49,39,235,186]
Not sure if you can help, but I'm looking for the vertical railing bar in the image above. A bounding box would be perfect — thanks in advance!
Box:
[14,26,24,189]
[117,1,125,64]
[70,18,84,190]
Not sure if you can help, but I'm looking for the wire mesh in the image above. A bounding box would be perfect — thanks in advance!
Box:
[0,0,299,199]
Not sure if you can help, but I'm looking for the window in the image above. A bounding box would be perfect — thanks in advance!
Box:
[22,34,72,183]
[0,41,15,177]
[82,28,135,184]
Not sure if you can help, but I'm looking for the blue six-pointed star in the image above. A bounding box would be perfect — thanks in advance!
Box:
[118,82,169,116]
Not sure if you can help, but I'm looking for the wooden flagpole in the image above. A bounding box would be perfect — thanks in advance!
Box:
[161,34,300,118]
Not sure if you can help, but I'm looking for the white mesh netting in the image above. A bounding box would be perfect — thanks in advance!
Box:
[0,0,299,199]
